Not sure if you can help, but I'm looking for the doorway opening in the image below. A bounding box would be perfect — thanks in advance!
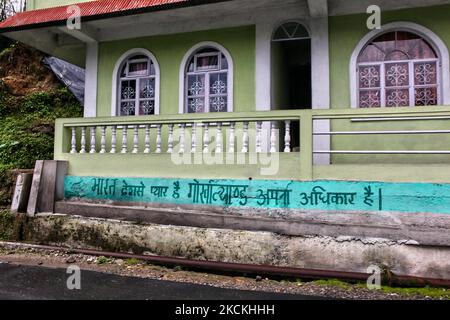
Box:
[271,22,311,150]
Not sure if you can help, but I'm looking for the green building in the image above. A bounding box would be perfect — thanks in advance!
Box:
[2,0,450,280]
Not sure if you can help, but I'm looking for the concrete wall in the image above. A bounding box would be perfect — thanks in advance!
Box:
[24,213,450,280]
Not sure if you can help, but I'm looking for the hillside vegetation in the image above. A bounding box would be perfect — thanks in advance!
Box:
[0,43,83,206]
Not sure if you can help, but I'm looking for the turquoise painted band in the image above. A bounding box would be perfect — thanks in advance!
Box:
[64,176,450,214]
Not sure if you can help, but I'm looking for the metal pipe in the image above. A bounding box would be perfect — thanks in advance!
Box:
[314,130,450,135]
[1,241,449,288]
[350,116,450,122]
[314,150,450,155]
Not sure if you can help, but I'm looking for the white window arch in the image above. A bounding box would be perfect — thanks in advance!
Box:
[179,42,233,113]
[350,22,450,108]
[111,49,160,116]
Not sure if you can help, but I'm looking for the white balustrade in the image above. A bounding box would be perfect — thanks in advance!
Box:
[70,127,77,154]
[66,119,295,155]
[203,123,210,153]
[110,125,117,154]
[144,125,151,154]
[179,124,186,154]
[256,122,262,153]
[90,127,96,154]
[228,122,235,153]
[80,127,86,154]
[132,125,139,154]
[156,124,162,153]
[215,122,223,153]
[270,122,277,153]
[100,126,107,154]
[167,124,174,154]
[284,120,291,153]
[191,123,197,153]
[121,126,128,154]
[242,122,249,153]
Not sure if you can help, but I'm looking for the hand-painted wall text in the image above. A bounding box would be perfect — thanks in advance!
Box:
[64,176,450,214]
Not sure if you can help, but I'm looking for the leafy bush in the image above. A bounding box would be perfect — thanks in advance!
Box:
[0,88,82,206]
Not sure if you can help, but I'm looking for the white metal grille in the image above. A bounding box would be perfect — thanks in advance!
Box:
[119,55,156,116]
[185,49,229,113]
[357,31,440,108]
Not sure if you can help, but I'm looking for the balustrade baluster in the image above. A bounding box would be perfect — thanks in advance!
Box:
[70,127,77,154]
[256,122,262,153]
[167,124,174,154]
[242,122,249,153]
[179,124,186,154]
[228,122,235,153]
[90,127,96,154]
[156,124,162,153]
[144,125,151,154]
[216,122,223,153]
[203,123,210,153]
[284,120,291,153]
[121,125,128,154]
[191,123,197,153]
[80,127,86,154]
[132,125,139,154]
[100,126,107,154]
[270,122,277,153]
[110,126,117,154]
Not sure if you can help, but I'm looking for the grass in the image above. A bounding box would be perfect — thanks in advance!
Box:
[376,285,449,299]
[124,258,141,266]
[313,279,352,290]
[311,278,449,299]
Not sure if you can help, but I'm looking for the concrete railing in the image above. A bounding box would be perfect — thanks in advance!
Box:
[54,107,450,181]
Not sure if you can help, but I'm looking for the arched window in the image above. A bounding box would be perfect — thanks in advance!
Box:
[117,53,158,116]
[184,46,231,113]
[357,31,440,108]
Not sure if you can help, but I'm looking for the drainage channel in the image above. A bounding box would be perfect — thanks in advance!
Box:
[1,241,449,288]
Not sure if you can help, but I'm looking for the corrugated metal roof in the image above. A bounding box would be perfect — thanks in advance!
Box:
[0,0,207,31]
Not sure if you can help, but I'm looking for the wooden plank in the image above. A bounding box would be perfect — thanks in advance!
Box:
[27,160,44,216]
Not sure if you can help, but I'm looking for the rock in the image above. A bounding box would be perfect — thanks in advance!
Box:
[115,259,124,266]
[66,256,76,264]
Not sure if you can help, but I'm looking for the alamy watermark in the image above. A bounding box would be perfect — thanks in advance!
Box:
[366,265,382,290]
[66,5,81,30]
[367,5,382,30]
[169,127,280,176]
[66,265,81,290]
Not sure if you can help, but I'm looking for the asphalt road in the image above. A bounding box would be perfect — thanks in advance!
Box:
[0,263,322,300]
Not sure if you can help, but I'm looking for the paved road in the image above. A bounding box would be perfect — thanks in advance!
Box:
[0,263,322,300]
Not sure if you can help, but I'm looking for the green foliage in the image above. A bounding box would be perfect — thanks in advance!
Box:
[96,256,112,265]
[0,88,82,205]
[124,258,141,266]
[379,285,449,299]
[313,279,351,289]
[0,209,13,240]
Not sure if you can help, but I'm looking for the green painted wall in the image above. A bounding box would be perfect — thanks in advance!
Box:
[329,5,450,164]
[27,0,93,10]
[97,26,255,117]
